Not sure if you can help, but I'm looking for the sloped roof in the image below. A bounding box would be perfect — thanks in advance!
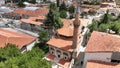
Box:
[20,19,42,26]
[85,31,120,52]
[47,37,73,52]
[13,8,49,17]
[58,59,70,68]
[0,28,36,48]
[57,18,89,37]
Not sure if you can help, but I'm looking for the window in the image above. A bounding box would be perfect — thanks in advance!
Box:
[81,61,83,65]
[81,26,85,33]
[63,53,69,60]
[111,60,120,63]
[50,47,55,55]
[58,54,61,58]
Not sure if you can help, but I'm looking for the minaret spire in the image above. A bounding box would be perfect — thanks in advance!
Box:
[72,1,81,49]
[72,1,81,67]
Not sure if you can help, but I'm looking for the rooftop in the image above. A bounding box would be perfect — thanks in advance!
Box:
[20,19,42,26]
[85,31,120,52]
[24,7,39,11]
[58,59,70,68]
[57,18,89,37]
[12,8,49,17]
[0,28,36,48]
[47,37,73,52]
[20,16,45,26]
[86,60,120,68]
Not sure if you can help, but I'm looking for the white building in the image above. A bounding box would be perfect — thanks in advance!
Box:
[36,0,43,3]
[0,0,5,6]
[0,28,37,53]
[82,31,120,68]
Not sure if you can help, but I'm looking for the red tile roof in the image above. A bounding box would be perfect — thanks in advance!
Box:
[20,19,42,26]
[29,16,46,21]
[0,28,36,48]
[57,18,88,37]
[86,60,120,68]
[57,27,73,37]
[58,59,70,68]
[47,53,55,61]
[20,16,45,26]
[57,19,73,37]
[13,8,49,17]
[85,31,120,52]
[47,37,73,52]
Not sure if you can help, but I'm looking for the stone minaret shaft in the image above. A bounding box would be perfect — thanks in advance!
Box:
[72,6,81,49]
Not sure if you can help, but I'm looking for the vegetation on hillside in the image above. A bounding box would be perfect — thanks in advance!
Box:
[88,11,120,34]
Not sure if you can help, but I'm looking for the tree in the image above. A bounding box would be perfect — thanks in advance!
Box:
[100,10,109,24]
[0,44,51,68]
[81,12,87,18]
[44,3,63,30]
[28,0,36,4]
[57,0,60,7]
[88,20,98,32]
[59,2,67,11]
[98,24,110,32]
[38,31,49,44]
[68,5,75,13]
[60,10,67,18]
[88,9,96,15]
[17,1,25,7]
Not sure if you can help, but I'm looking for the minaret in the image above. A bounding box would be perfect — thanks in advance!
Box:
[72,6,81,50]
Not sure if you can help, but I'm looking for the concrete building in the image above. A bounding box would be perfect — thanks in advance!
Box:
[86,60,120,68]
[2,7,49,20]
[0,0,5,6]
[0,28,37,52]
[45,7,89,68]
[97,2,120,16]
[20,16,45,32]
[36,0,43,3]
[82,31,120,68]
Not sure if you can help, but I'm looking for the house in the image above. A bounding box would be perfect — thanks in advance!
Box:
[97,2,120,16]
[86,60,120,68]
[45,7,89,68]
[0,28,37,52]
[0,0,5,6]
[36,0,43,3]
[20,16,45,32]
[2,7,49,20]
[0,6,12,14]
[82,31,120,68]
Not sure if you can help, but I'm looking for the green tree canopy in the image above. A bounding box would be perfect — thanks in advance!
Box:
[60,10,67,18]
[0,44,51,68]
[68,5,75,13]
[44,3,63,30]
[17,1,25,7]
[59,2,67,11]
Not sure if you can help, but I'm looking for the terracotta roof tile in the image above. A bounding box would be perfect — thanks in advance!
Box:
[86,60,120,68]
[47,37,73,52]
[85,31,120,52]
[47,53,55,61]
[56,19,73,37]
[58,59,70,68]
[0,28,36,48]
[13,8,49,17]
[29,16,46,21]
[57,18,88,37]
[57,27,73,37]
[20,19,42,26]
